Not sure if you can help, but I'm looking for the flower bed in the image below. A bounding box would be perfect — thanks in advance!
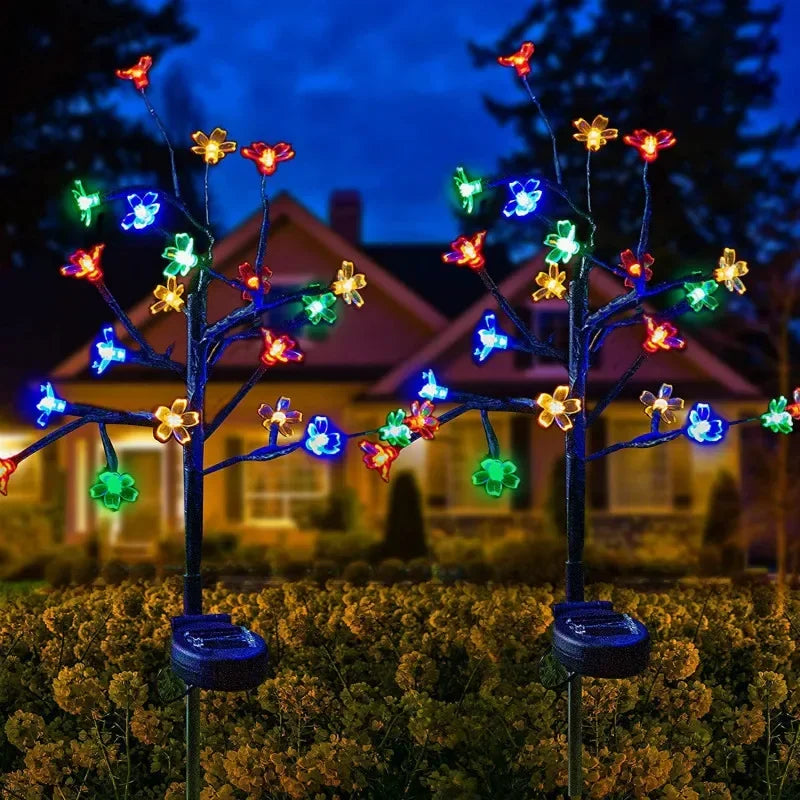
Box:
[1,579,798,798]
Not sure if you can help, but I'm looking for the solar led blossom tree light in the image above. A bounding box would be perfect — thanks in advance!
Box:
[356,39,799,799]
[0,56,475,800]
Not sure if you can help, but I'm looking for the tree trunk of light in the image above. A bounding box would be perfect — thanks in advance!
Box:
[775,298,791,612]
[184,271,210,800]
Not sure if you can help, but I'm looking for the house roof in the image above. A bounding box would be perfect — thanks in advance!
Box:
[366,254,763,401]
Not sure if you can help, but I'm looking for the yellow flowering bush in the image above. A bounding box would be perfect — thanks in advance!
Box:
[2,578,800,798]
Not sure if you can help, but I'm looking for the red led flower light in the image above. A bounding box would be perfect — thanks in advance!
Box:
[60,244,105,283]
[0,457,17,496]
[619,248,654,289]
[623,129,676,162]
[238,261,272,301]
[404,400,440,440]
[115,55,153,90]
[497,42,535,77]
[240,142,295,176]
[360,440,399,482]
[642,316,686,354]
[259,329,304,367]
[787,387,800,420]
[442,231,487,270]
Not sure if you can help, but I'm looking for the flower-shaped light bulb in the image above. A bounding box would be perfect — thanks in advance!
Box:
[496,41,535,77]
[60,244,105,283]
[153,399,200,445]
[787,388,800,420]
[238,262,272,301]
[150,276,186,314]
[619,249,654,289]
[442,231,487,270]
[761,397,794,434]
[258,396,302,437]
[162,233,198,278]
[92,327,127,375]
[304,416,343,457]
[418,370,448,401]
[89,470,139,511]
[259,329,304,367]
[190,128,237,165]
[623,129,676,162]
[0,458,17,496]
[503,179,542,218]
[404,400,439,440]
[472,457,520,498]
[115,55,152,90]
[643,316,685,354]
[121,192,160,231]
[572,115,618,151]
[303,293,337,325]
[713,248,748,295]
[72,180,101,226]
[241,141,295,176]
[532,262,568,302]
[453,167,484,213]
[379,409,412,448]
[35,382,66,428]
[639,383,684,424]
[544,221,580,264]
[360,440,400,482]
[685,280,720,312]
[535,386,582,432]
[473,311,510,363]
[684,403,728,445]
[332,261,367,307]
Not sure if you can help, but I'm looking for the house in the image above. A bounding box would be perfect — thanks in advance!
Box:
[0,190,779,565]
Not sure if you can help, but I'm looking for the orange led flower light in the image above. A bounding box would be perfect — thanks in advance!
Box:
[191,128,237,165]
[153,398,200,445]
[0,457,17,496]
[623,129,676,162]
[404,400,439,440]
[713,248,748,295]
[258,396,302,437]
[535,386,582,432]
[60,244,105,283]
[115,55,153,90]
[642,316,685,353]
[572,115,618,151]
[238,262,272,301]
[619,248,654,289]
[241,141,295,176]
[259,329,304,367]
[150,276,185,314]
[497,41,535,77]
[442,231,487,270]
[360,440,400,482]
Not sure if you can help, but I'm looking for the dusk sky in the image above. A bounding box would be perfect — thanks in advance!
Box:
[128,0,800,245]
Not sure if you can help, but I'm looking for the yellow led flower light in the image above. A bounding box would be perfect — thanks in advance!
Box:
[535,386,582,431]
[532,262,568,301]
[150,276,186,314]
[639,383,684,424]
[572,115,618,152]
[713,248,748,295]
[153,398,200,445]
[332,261,367,307]
[190,127,237,165]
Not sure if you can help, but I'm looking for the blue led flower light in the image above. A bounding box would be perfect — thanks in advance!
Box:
[418,369,449,401]
[120,192,160,231]
[502,178,542,218]
[304,416,343,457]
[92,327,127,375]
[36,382,66,427]
[684,402,728,445]
[473,311,509,364]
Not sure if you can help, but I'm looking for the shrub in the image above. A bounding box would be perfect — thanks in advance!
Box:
[312,486,362,532]
[202,532,238,562]
[315,529,375,566]
[102,559,129,585]
[486,533,565,584]
[44,556,73,588]
[383,470,427,560]
[70,557,98,586]
[703,470,744,574]
[341,560,372,586]
[406,557,432,583]
[280,561,310,581]
[375,557,406,584]
[129,562,156,582]
[311,559,339,584]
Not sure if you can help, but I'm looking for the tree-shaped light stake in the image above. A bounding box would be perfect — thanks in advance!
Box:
[0,56,467,799]
[358,39,798,798]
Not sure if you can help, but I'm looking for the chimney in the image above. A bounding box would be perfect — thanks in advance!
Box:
[329,190,362,245]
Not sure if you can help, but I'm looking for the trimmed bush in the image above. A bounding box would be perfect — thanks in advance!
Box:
[406,557,432,583]
[703,470,744,574]
[375,557,406,584]
[102,559,129,585]
[341,560,372,586]
[70,557,99,586]
[311,559,339,584]
[383,471,427,560]
[129,562,156,582]
[44,556,72,588]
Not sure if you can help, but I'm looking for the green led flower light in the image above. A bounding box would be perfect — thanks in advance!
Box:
[544,220,580,264]
[378,409,412,447]
[303,292,337,325]
[162,233,199,278]
[472,457,520,498]
[685,280,720,312]
[89,470,139,511]
[71,180,101,227]
[761,396,794,434]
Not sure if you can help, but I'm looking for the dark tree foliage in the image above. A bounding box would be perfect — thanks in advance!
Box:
[1,0,198,405]
[466,0,799,277]
[383,470,428,561]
